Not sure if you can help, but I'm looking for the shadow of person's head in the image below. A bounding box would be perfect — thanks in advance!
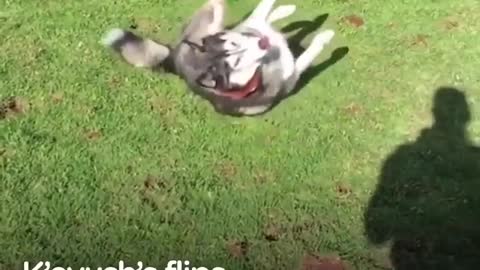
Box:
[431,87,471,133]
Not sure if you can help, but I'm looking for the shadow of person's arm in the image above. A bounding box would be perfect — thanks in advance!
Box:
[364,145,414,245]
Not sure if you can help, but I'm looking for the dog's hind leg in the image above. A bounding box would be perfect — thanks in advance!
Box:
[294,30,335,75]
[267,5,296,23]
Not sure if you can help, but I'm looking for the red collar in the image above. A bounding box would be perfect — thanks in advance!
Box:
[214,69,262,100]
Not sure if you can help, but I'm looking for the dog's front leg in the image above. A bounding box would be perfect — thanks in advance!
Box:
[244,0,277,25]
[267,5,296,23]
[295,30,335,74]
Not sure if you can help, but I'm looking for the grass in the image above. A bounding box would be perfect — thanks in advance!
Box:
[1,0,480,269]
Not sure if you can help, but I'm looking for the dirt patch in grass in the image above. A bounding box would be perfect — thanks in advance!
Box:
[335,182,353,198]
[108,76,123,89]
[51,92,64,104]
[0,96,30,120]
[138,174,182,215]
[215,160,238,180]
[226,240,249,258]
[342,103,364,118]
[84,129,103,141]
[263,223,284,242]
[149,96,178,126]
[253,169,276,185]
[439,16,460,31]
[129,17,163,35]
[410,34,429,47]
[301,254,348,270]
[443,20,459,30]
[342,15,365,28]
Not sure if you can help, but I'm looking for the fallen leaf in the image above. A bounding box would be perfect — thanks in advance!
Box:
[342,103,363,118]
[216,160,238,179]
[51,92,64,104]
[0,147,16,160]
[141,175,171,195]
[443,20,459,30]
[0,96,29,119]
[129,17,160,33]
[85,130,102,141]
[109,76,122,88]
[411,34,428,47]
[343,15,364,28]
[149,96,174,114]
[335,183,353,197]
[144,175,159,191]
[263,224,283,241]
[301,254,346,270]
[253,169,276,185]
[226,240,248,258]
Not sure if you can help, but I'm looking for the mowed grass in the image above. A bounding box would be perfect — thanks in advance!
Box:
[1,0,480,269]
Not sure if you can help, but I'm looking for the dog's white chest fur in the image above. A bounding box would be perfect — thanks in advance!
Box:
[225,0,335,88]
[259,24,295,80]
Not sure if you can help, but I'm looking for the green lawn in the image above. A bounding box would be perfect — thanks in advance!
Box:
[1,0,480,269]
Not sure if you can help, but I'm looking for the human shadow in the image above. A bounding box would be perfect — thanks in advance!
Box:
[364,87,480,270]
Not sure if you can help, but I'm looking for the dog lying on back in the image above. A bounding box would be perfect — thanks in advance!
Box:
[102,0,335,116]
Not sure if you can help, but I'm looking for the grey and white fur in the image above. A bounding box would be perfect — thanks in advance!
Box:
[102,0,335,116]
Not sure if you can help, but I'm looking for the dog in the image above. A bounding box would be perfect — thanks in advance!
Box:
[101,0,335,116]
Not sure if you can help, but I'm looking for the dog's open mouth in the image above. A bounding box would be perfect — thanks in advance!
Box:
[212,31,269,100]
[213,68,262,100]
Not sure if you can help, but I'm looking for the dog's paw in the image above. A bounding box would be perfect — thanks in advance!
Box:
[268,5,296,23]
[208,0,224,8]
[312,30,335,46]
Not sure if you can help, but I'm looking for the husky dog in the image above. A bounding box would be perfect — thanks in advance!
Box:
[102,0,335,116]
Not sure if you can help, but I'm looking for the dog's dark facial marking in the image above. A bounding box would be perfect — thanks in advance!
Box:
[182,39,206,52]
[202,32,227,54]
[241,31,257,38]
[234,56,241,68]
[196,58,232,91]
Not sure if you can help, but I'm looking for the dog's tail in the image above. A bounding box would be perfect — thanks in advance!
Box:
[101,28,171,69]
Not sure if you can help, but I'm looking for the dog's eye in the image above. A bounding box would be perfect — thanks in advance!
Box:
[241,32,256,37]
[234,56,241,67]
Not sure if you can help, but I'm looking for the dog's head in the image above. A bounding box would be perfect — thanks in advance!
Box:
[202,30,271,71]
[186,30,271,90]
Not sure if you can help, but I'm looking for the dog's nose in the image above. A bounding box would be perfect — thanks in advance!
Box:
[258,36,270,50]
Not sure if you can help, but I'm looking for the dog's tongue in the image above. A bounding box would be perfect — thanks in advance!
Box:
[258,36,270,50]
[218,70,261,100]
